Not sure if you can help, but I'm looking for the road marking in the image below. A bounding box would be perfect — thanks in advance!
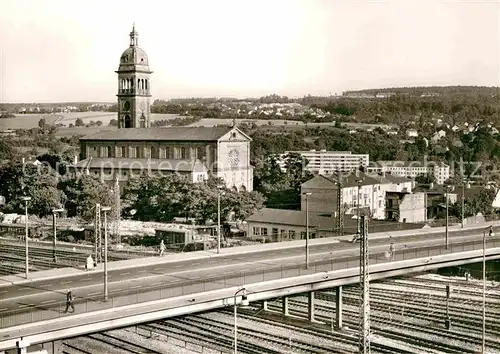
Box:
[0,308,7,312]
[120,272,131,276]
[173,265,182,268]
[81,278,92,281]
[130,285,142,289]
[151,282,161,286]
[61,281,72,284]
[41,300,56,304]
[138,270,147,273]
[40,283,53,287]
[192,262,200,266]
[207,260,218,263]
[153,268,163,271]
[88,292,101,296]
[18,305,28,308]
[0,290,7,294]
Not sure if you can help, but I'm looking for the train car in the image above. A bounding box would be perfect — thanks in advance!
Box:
[0,222,43,238]
[154,224,217,251]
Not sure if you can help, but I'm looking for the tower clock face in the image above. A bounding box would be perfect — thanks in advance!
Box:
[123,101,130,111]
[228,149,240,168]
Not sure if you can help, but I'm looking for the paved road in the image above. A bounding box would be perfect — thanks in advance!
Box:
[0,230,491,315]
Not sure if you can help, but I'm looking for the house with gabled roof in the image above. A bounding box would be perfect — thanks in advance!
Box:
[300,170,413,220]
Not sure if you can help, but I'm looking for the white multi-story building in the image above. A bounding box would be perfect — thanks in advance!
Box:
[284,150,369,174]
[367,160,450,184]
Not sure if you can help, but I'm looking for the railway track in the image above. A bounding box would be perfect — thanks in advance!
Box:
[277,295,500,353]
[63,332,164,354]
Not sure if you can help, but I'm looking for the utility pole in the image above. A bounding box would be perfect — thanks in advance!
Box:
[336,179,344,236]
[461,178,465,229]
[445,186,449,249]
[95,203,101,263]
[114,177,121,244]
[359,215,371,354]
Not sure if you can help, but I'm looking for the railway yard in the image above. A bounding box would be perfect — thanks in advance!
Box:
[1,240,499,353]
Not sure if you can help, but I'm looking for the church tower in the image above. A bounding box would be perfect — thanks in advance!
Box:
[116,24,153,128]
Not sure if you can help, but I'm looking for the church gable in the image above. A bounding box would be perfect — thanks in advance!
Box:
[218,128,251,142]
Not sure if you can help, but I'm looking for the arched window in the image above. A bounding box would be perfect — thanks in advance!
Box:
[145,79,148,90]
[138,78,141,89]
[107,146,112,157]
[135,146,141,158]
[150,146,157,158]
[239,185,247,192]
[180,147,186,159]
[196,146,204,160]
[124,115,131,128]
[121,146,127,158]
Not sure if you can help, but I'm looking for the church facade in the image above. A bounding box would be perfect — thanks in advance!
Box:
[72,26,253,192]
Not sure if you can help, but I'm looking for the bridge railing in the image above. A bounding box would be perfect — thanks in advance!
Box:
[1,237,499,329]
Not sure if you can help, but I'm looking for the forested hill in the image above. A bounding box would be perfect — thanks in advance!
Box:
[343,86,499,97]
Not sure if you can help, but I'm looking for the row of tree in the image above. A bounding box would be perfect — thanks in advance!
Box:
[122,176,265,224]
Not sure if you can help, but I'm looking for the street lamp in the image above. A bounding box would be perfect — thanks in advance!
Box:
[461,179,466,229]
[482,225,493,353]
[217,186,224,254]
[234,288,250,354]
[101,206,111,301]
[445,185,450,249]
[303,192,312,269]
[51,208,65,263]
[20,196,31,279]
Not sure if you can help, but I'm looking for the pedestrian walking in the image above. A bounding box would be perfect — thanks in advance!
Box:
[489,226,494,237]
[159,240,166,256]
[389,243,396,261]
[64,289,75,313]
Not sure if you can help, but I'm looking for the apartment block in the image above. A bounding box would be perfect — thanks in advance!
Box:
[284,150,369,174]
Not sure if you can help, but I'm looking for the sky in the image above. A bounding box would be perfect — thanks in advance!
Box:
[0,0,499,103]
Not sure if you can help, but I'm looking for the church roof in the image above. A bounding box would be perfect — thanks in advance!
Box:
[80,127,236,142]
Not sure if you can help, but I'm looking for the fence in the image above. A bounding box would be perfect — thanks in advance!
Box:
[1,236,499,329]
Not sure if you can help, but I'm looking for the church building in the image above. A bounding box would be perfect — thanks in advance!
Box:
[72,25,253,192]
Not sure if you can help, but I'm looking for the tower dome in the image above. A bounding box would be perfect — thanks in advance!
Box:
[118,24,150,71]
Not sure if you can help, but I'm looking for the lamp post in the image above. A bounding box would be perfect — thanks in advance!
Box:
[461,179,466,229]
[303,192,312,269]
[52,208,65,263]
[101,206,111,301]
[445,185,449,249]
[233,288,249,354]
[20,196,31,279]
[217,186,222,254]
[482,225,493,353]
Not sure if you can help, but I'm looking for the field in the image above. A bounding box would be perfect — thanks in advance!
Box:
[0,112,339,135]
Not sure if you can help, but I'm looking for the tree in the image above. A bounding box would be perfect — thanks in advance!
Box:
[0,140,18,160]
[75,118,85,127]
[37,153,70,175]
[122,174,265,224]
[60,175,115,221]
[0,163,64,217]
[253,153,312,210]
[38,118,46,129]
[415,173,436,184]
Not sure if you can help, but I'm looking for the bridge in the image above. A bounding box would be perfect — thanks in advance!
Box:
[1,223,499,353]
